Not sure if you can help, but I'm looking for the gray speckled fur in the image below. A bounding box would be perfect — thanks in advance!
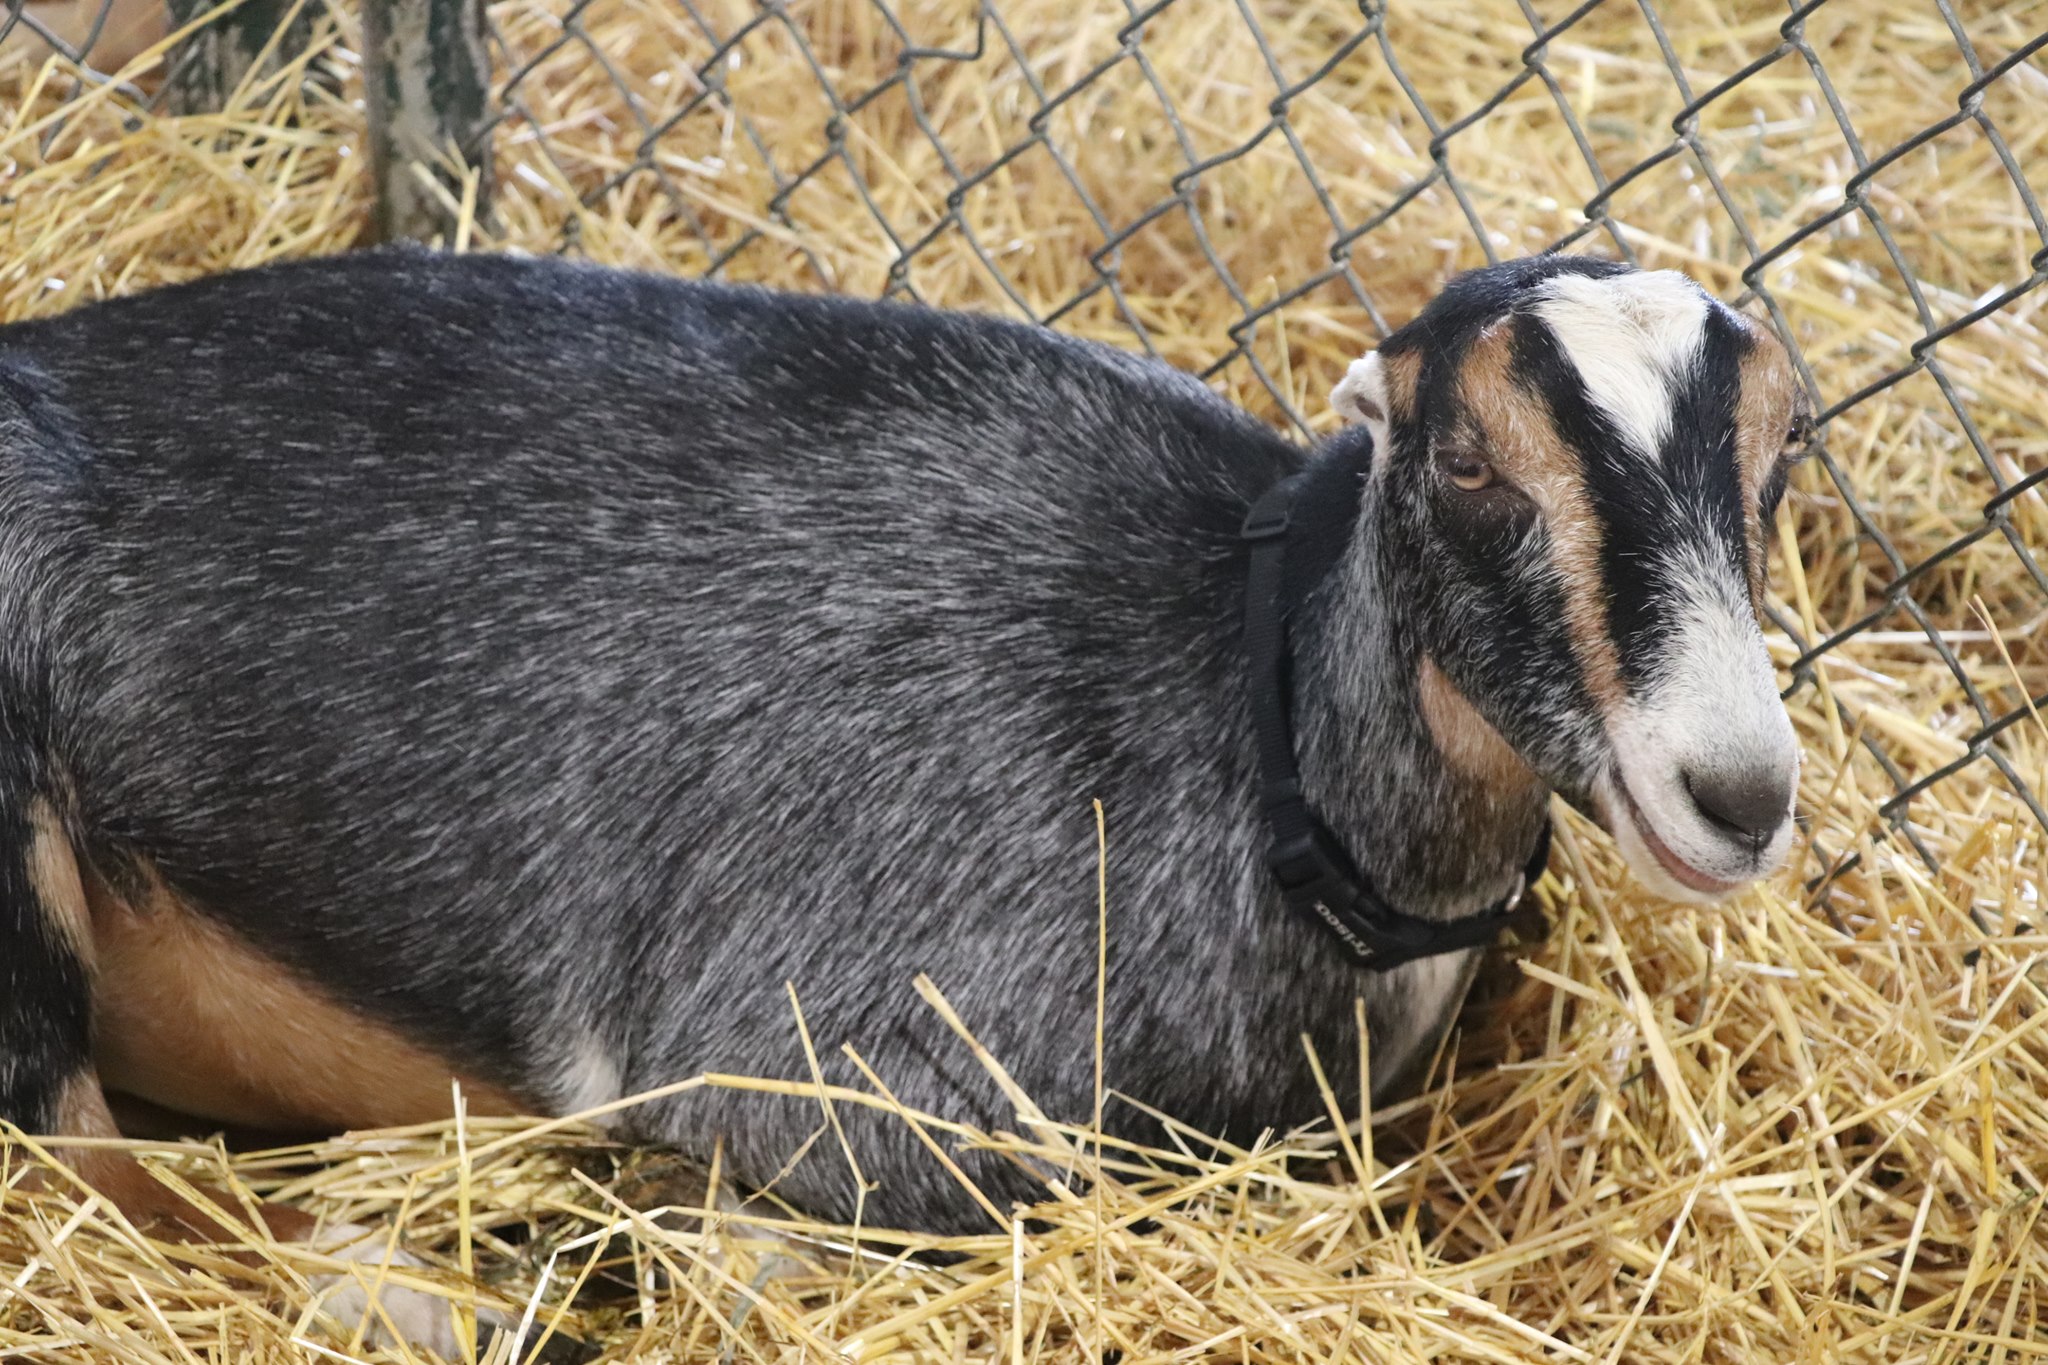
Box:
[0,246,1560,1232]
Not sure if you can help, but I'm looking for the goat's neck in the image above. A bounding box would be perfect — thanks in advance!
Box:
[1286,486,1549,922]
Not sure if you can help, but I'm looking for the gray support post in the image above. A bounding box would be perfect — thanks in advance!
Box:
[163,0,316,113]
[360,0,493,243]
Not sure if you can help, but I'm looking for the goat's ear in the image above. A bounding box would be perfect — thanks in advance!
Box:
[1330,351,1392,458]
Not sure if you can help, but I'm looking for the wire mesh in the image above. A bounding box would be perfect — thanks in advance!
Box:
[1,0,175,110]
[485,0,2048,910]
[1,0,325,128]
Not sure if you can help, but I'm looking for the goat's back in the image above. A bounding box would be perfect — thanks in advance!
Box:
[0,248,1341,1227]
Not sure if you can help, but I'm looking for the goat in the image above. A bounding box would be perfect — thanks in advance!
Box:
[0,248,1805,1353]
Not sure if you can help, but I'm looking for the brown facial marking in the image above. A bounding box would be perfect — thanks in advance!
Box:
[1417,655,1542,798]
[1453,322,1628,711]
[85,859,523,1135]
[1732,318,1801,587]
[1377,345,1423,425]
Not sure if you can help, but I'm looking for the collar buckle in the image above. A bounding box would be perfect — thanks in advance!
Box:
[1240,485,1294,542]
[1267,831,1335,897]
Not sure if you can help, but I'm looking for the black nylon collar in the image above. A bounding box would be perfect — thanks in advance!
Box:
[1241,470,1551,971]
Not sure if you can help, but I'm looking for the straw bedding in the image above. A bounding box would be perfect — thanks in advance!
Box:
[4,0,2048,1360]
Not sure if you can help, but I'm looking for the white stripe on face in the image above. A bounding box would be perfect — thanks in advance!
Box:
[1602,535,1799,899]
[1529,270,1714,464]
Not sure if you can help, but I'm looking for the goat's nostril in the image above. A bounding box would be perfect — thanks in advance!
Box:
[1683,767,1792,844]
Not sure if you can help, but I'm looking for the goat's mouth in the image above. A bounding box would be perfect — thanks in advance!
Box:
[1612,781,1741,897]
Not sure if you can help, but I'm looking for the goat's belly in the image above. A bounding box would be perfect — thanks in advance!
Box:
[84,864,524,1134]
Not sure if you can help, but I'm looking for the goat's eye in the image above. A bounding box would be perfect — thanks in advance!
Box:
[1782,411,1815,460]
[1439,447,1496,492]
[1430,440,1535,551]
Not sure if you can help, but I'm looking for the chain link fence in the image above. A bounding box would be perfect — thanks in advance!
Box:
[9,0,2048,913]
[488,0,2048,918]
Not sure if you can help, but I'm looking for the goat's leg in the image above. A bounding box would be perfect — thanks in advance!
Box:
[0,766,169,1217]
[0,765,592,1360]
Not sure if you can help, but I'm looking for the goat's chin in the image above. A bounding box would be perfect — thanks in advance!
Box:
[1594,776,1784,905]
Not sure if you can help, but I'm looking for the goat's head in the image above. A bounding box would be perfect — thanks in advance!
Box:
[1333,256,1807,902]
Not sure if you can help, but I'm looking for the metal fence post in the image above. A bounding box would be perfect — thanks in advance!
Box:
[163,0,318,112]
[360,0,493,243]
